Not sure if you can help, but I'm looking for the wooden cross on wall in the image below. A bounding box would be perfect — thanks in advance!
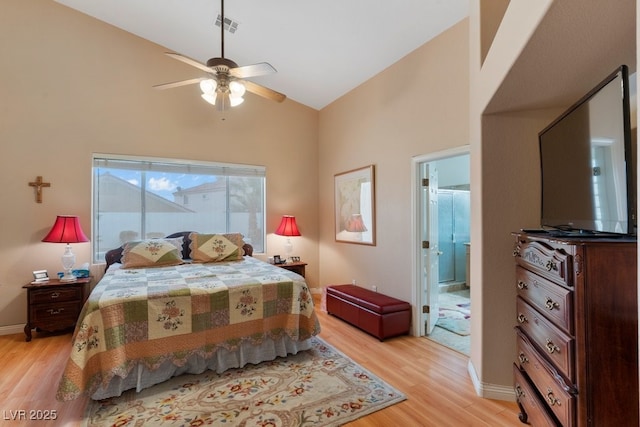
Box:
[28,176,51,203]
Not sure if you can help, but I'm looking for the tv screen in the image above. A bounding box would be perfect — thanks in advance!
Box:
[539,65,635,236]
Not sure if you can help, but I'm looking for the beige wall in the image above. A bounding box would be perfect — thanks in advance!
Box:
[0,0,319,328]
[317,20,470,303]
[471,0,636,395]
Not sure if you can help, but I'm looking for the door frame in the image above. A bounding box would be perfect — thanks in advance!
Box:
[411,145,470,336]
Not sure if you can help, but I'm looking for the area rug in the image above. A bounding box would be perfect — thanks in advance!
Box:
[437,301,470,336]
[82,337,406,427]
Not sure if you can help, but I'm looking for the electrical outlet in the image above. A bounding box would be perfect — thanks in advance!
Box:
[352,279,356,285]
[372,285,377,292]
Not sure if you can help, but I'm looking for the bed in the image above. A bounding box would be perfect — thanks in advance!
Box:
[56,231,321,401]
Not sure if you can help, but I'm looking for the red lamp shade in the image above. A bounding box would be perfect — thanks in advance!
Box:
[42,215,89,244]
[275,215,301,237]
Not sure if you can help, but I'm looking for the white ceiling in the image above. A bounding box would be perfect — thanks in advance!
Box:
[54,0,469,110]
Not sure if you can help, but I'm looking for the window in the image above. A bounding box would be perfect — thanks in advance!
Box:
[92,154,266,262]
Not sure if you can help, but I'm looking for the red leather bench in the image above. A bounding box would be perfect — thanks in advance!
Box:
[326,284,411,341]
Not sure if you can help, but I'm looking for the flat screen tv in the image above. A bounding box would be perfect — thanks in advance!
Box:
[539,65,636,236]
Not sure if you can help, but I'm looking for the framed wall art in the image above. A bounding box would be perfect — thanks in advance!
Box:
[334,164,376,245]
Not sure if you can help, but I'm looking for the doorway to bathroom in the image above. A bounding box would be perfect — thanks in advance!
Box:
[412,147,470,355]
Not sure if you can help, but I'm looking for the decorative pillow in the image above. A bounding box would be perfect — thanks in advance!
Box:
[189,232,245,263]
[161,237,185,252]
[122,238,184,269]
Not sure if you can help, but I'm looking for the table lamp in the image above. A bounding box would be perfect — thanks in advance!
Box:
[275,215,301,261]
[42,215,89,282]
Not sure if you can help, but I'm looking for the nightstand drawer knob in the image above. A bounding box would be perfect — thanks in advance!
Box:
[51,292,60,299]
[47,308,64,315]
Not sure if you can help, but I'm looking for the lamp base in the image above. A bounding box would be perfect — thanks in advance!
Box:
[59,271,77,282]
[60,244,77,282]
[284,238,293,262]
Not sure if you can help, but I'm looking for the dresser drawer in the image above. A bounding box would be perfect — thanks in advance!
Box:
[30,301,81,330]
[516,266,573,334]
[515,330,576,426]
[515,239,573,288]
[516,297,574,380]
[514,364,561,427]
[30,286,82,304]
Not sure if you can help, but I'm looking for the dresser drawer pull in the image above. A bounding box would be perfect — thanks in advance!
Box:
[545,260,557,272]
[517,314,528,324]
[515,385,525,398]
[517,280,528,290]
[50,292,60,299]
[544,297,559,310]
[518,352,529,364]
[47,308,64,315]
[545,339,560,354]
[546,388,561,406]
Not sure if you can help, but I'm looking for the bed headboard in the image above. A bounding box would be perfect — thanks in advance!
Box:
[104,231,254,271]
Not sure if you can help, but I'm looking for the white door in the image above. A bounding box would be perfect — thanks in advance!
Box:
[422,163,440,334]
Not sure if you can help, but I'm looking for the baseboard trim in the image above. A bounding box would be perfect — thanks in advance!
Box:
[467,359,515,402]
[0,324,25,336]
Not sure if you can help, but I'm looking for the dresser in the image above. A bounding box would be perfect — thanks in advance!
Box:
[512,232,638,426]
[23,277,91,342]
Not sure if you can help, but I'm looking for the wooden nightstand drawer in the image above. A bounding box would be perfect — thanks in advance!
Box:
[30,301,81,329]
[30,286,82,304]
[23,277,91,341]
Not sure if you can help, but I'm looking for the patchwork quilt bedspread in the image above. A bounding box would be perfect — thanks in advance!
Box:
[56,256,320,401]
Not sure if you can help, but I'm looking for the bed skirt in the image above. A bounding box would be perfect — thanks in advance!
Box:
[90,336,313,400]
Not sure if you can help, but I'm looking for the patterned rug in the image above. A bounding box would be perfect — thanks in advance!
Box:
[82,337,405,427]
[437,301,470,336]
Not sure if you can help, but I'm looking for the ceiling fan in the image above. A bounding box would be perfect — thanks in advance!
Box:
[153,0,286,111]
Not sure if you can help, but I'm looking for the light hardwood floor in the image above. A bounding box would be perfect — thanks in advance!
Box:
[0,301,521,427]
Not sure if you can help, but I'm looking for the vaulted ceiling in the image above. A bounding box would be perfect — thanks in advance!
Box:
[54,0,469,110]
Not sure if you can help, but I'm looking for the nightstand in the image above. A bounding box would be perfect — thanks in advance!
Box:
[22,277,91,342]
[277,261,307,278]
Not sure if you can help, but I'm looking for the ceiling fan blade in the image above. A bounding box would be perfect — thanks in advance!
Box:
[230,62,277,79]
[153,77,204,90]
[164,52,212,73]
[243,80,286,103]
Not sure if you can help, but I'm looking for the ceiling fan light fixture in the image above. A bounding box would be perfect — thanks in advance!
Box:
[201,93,217,105]
[229,94,244,107]
[154,0,285,110]
[229,80,246,97]
[200,78,217,94]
